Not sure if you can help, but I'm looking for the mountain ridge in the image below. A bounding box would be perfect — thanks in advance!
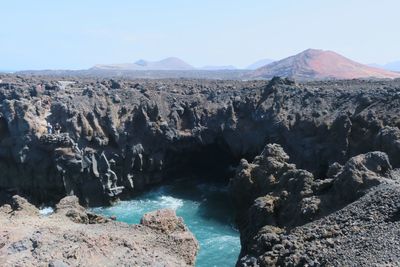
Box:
[92,57,195,71]
[15,49,400,80]
[370,61,400,72]
[251,49,400,80]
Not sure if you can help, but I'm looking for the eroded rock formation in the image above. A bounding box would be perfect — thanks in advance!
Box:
[0,195,198,266]
[1,75,400,207]
[231,143,399,266]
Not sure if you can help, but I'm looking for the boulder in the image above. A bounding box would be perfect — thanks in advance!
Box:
[140,209,199,265]
[333,151,392,203]
[140,209,187,234]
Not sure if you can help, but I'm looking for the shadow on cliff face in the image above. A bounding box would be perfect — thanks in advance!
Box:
[0,117,9,139]
[163,137,241,182]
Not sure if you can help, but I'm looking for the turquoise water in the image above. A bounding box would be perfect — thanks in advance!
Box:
[91,180,240,267]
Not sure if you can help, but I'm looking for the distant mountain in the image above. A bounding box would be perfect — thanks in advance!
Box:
[368,62,400,72]
[246,59,275,70]
[251,49,400,80]
[384,61,400,72]
[17,50,400,81]
[199,65,237,70]
[92,57,195,71]
[0,70,15,73]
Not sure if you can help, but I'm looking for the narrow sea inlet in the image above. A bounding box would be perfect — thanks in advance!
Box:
[91,180,240,267]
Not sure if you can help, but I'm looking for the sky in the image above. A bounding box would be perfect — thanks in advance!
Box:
[1,0,399,70]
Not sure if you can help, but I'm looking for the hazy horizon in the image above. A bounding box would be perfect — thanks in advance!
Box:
[1,0,399,70]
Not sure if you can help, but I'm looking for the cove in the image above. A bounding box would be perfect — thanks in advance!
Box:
[91,179,241,267]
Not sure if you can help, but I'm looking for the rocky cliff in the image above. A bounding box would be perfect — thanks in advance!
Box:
[1,75,400,206]
[1,74,400,265]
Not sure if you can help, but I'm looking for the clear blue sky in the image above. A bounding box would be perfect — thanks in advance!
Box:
[1,0,399,70]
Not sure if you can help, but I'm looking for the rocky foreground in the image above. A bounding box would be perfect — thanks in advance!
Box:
[1,74,400,265]
[0,195,198,266]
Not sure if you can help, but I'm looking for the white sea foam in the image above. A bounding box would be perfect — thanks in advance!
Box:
[39,207,54,216]
[158,195,184,210]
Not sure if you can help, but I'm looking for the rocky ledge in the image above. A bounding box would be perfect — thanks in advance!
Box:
[0,195,198,266]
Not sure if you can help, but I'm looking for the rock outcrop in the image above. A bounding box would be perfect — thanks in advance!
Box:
[0,196,198,266]
[231,143,398,266]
